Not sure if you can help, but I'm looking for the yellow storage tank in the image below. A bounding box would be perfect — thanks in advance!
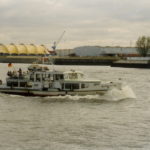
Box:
[0,44,9,55]
[36,45,49,55]
[16,44,28,55]
[0,43,50,55]
[6,44,18,55]
[26,44,37,55]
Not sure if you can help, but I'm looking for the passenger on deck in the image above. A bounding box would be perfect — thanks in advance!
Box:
[12,71,17,78]
[7,71,12,77]
[18,68,22,77]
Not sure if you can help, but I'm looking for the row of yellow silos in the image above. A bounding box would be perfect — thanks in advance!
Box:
[0,44,50,55]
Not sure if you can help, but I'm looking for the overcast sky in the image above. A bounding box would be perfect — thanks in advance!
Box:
[0,0,150,49]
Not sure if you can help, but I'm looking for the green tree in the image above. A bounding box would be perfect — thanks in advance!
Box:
[136,36,150,57]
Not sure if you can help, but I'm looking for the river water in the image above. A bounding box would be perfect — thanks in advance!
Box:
[0,64,149,150]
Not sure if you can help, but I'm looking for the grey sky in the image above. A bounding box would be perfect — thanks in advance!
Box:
[0,0,150,48]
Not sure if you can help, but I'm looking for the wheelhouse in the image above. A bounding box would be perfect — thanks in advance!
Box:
[64,70,84,80]
[29,71,64,82]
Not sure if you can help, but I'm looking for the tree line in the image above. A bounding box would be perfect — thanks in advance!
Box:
[136,36,150,57]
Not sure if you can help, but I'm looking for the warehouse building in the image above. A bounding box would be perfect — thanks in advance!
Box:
[72,46,139,57]
[55,46,141,57]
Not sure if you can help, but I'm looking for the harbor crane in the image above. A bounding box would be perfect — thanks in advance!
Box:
[52,31,66,51]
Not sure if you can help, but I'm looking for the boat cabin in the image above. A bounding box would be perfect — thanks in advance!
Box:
[5,65,99,92]
[64,70,84,80]
[29,71,64,82]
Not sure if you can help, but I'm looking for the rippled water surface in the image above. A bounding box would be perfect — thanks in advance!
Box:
[0,64,150,150]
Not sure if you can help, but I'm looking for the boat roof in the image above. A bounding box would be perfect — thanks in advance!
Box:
[64,79,100,82]
[28,64,49,71]
[64,70,84,74]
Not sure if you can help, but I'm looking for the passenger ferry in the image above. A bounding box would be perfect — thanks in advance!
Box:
[0,64,134,97]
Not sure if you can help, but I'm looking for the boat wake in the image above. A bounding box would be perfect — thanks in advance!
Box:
[42,85,136,102]
[0,85,136,103]
[102,85,136,101]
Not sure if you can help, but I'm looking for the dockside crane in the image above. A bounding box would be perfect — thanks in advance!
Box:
[52,31,66,51]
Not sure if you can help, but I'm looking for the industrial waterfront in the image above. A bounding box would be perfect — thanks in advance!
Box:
[0,44,149,68]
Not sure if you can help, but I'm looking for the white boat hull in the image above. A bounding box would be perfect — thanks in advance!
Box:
[0,87,107,96]
[0,84,136,101]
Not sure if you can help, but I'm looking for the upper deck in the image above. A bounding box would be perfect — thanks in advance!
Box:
[63,70,84,80]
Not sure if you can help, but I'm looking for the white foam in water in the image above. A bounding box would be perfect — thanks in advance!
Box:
[65,94,101,101]
[103,85,136,101]
[43,86,136,102]
[44,94,100,101]
[0,85,135,102]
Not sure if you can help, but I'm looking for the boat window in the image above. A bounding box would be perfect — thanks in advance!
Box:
[7,82,12,87]
[54,74,64,80]
[72,84,79,89]
[20,82,27,87]
[94,83,100,86]
[60,74,64,79]
[55,74,59,80]
[7,82,18,87]
[62,83,64,89]
[49,83,52,88]
[81,84,85,88]
[36,74,41,81]
[30,74,34,81]
[65,83,79,90]
[69,73,78,79]
[48,74,51,78]
[81,83,89,88]
[42,74,46,81]
[84,83,89,88]
[12,82,18,87]
[65,83,72,89]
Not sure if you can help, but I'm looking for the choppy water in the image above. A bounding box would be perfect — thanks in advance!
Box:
[0,64,149,150]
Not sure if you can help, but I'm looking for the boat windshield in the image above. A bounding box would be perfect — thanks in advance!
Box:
[64,72,84,80]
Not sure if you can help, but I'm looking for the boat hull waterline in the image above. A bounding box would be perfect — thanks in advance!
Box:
[0,88,107,96]
[0,85,135,100]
